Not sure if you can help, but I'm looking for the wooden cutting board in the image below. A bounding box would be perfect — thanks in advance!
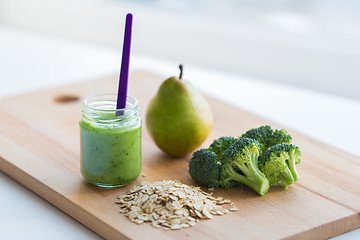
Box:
[0,71,359,240]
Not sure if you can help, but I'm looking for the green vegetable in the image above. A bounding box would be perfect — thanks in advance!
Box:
[270,129,293,148]
[209,136,238,161]
[188,125,300,196]
[219,138,270,196]
[240,125,292,153]
[259,143,301,189]
[188,148,221,188]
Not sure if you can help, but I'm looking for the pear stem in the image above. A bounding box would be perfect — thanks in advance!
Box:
[179,64,183,80]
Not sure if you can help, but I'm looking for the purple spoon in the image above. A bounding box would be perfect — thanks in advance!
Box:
[116,13,133,115]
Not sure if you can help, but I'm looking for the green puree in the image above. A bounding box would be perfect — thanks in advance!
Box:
[80,118,141,187]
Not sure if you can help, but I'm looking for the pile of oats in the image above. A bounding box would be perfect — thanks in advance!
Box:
[116,180,238,230]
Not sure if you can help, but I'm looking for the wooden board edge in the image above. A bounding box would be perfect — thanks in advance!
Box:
[0,156,131,240]
[284,213,360,240]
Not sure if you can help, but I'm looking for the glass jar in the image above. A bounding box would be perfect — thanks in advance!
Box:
[79,94,142,187]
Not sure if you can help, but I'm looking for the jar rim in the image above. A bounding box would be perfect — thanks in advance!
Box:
[83,94,138,112]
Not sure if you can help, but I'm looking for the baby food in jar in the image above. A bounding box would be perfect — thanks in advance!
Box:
[79,94,141,187]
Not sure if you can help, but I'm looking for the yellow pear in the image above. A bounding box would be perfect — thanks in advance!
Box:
[146,65,213,157]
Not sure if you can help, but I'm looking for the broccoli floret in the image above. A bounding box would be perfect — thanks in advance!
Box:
[240,126,273,153]
[259,143,301,189]
[209,136,238,161]
[270,129,292,147]
[219,138,270,196]
[189,148,221,188]
[240,125,292,153]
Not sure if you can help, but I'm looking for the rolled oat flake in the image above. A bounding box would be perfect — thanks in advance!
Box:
[116,180,238,230]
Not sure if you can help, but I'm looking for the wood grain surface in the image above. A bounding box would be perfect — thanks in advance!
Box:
[0,71,359,240]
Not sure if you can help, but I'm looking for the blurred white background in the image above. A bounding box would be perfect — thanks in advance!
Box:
[1,0,360,100]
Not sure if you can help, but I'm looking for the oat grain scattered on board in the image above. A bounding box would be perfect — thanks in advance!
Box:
[116,180,238,230]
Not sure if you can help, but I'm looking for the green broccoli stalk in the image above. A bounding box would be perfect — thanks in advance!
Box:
[189,148,221,188]
[259,143,301,189]
[209,136,238,161]
[219,138,270,196]
[240,125,292,153]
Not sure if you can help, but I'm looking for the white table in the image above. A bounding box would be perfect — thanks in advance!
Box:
[1,26,359,239]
